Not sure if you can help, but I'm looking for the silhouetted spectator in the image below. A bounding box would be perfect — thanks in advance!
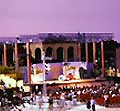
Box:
[91,97,96,111]
[86,100,91,110]
[79,67,84,79]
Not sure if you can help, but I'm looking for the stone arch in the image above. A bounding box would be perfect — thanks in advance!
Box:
[35,48,41,63]
[57,47,64,62]
[67,46,74,61]
[45,47,53,57]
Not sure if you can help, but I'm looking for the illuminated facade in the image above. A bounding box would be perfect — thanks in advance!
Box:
[0,33,118,83]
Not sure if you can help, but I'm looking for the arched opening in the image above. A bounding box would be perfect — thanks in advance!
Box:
[88,43,93,62]
[45,47,53,57]
[35,48,41,63]
[67,46,74,61]
[18,44,26,66]
[57,47,64,62]
[7,45,14,66]
[81,43,86,62]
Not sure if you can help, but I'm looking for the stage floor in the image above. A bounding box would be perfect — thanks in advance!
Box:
[24,77,107,86]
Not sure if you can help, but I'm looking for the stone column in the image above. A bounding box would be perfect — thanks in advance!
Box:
[2,52,4,65]
[85,42,88,63]
[93,42,96,65]
[64,48,67,62]
[3,44,7,66]
[41,43,44,60]
[26,42,31,84]
[101,41,105,77]
[53,48,56,60]
[15,43,19,73]
[77,42,81,61]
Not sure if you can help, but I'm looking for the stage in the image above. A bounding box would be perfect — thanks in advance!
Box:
[23,77,109,93]
[24,77,107,86]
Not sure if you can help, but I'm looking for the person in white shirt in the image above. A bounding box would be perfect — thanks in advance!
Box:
[104,92,109,107]
[60,92,65,108]
[91,97,96,111]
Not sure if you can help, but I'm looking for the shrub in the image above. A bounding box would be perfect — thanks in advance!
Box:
[0,66,15,74]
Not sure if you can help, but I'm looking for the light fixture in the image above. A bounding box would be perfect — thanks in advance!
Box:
[95,60,98,63]
[17,40,20,43]
[6,41,9,44]
[29,39,33,43]
[16,37,21,43]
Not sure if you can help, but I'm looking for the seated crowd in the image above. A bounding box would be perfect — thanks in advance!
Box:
[49,81,120,107]
[0,81,120,110]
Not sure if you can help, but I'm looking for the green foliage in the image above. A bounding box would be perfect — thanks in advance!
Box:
[0,66,23,80]
[94,68,101,77]
[16,67,22,80]
[0,66,15,74]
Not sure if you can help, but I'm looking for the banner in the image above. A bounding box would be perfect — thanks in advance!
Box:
[31,63,63,84]
[28,62,90,84]
[62,62,87,80]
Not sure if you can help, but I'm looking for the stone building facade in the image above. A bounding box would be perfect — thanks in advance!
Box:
[0,32,117,83]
